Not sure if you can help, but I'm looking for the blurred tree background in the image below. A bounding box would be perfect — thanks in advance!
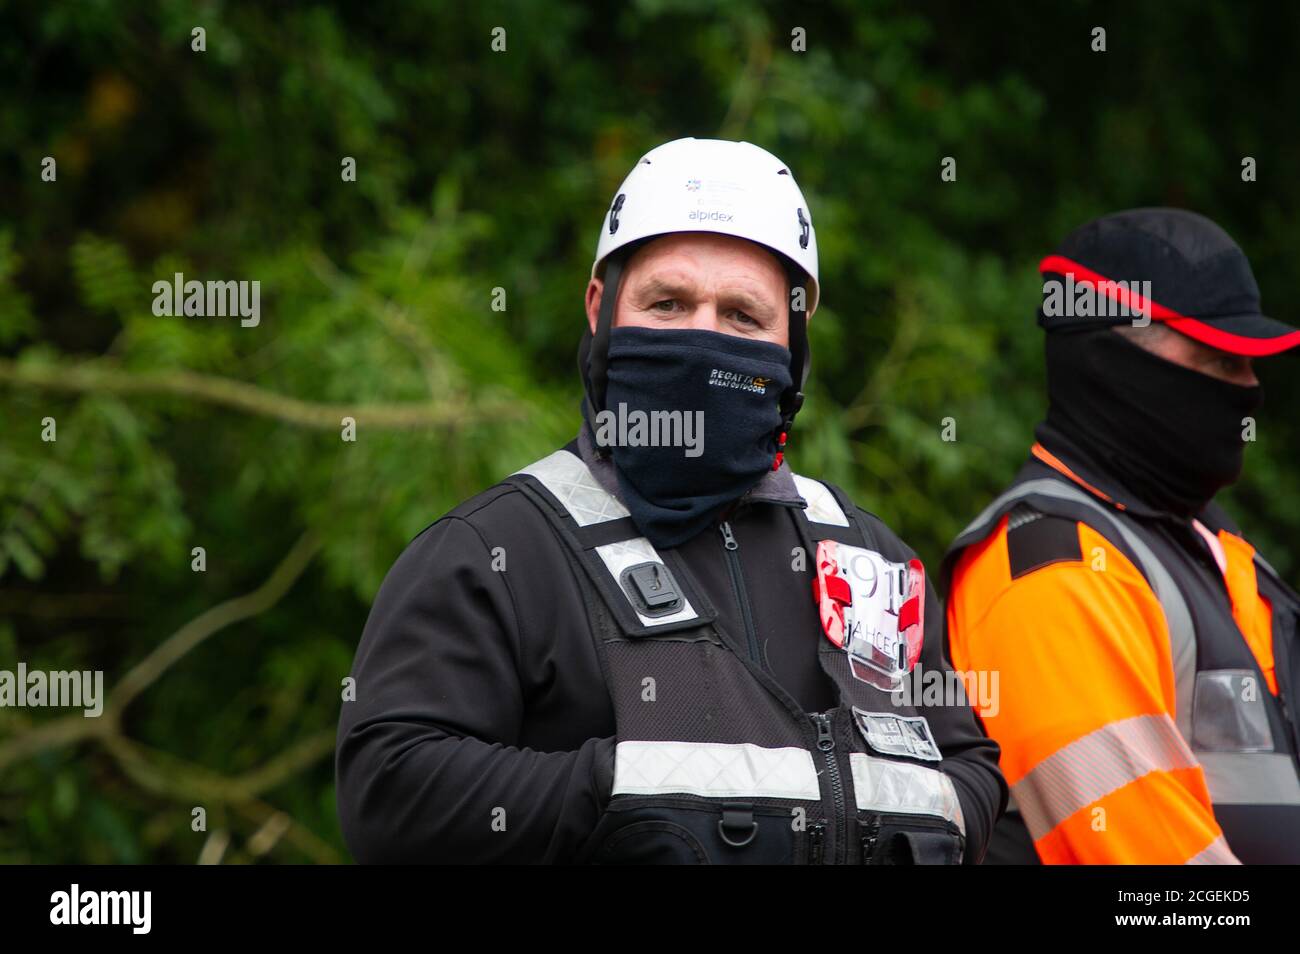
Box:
[2,0,1298,863]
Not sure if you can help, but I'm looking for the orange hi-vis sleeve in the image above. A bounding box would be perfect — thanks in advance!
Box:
[947,516,1238,864]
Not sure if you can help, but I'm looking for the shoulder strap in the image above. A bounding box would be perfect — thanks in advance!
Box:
[791,473,879,551]
[948,476,1197,740]
[508,449,714,636]
[791,473,849,527]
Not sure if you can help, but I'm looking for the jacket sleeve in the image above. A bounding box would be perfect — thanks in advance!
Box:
[335,514,615,864]
[915,566,1009,863]
[946,517,1239,864]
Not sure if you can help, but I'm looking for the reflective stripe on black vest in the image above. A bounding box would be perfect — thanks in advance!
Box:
[952,475,1300,862]
[511,449,965,864]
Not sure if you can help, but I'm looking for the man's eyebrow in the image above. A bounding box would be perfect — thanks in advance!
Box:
[632,276,697,300]
[720,288,776,318]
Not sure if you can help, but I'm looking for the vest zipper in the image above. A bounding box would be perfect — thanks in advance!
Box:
[718,520,762,666]
[809,822,826,865]
[813,710,846,863]
[859,816,881,864]
[717,518,847,863]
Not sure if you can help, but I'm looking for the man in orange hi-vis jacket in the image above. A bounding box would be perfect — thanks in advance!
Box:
[944,208,1300,864]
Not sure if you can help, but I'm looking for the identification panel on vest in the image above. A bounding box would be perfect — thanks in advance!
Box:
[813,540,925,692]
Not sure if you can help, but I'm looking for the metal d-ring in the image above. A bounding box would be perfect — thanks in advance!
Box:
[717,812,758,848]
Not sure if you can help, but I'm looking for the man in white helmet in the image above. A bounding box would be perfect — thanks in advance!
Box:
[337,138,1006,864]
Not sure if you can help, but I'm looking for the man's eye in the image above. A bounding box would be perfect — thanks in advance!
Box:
[651,299,679,312]
[730,310,758,326]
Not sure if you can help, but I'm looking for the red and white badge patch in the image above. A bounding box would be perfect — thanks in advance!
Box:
[811,540,924,691]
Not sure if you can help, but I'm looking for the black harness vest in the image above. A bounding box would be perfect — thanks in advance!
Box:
[508,449,966,864]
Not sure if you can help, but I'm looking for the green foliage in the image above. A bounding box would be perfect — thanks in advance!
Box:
[1,0,1298,862]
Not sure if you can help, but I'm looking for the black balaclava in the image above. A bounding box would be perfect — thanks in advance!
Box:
[578,242,811,550]
[583,326,792,549]
[1038,327,1263,517]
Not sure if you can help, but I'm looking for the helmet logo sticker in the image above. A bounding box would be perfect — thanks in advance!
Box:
[608,193,626,235]
[684,177,744,221]
[797,208,810,249]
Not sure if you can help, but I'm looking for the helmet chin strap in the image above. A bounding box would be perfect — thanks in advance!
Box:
[578,251,627,457]
[578,250,811,464]
[775,263,810,471]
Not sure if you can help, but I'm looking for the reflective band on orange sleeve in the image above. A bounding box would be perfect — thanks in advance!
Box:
[1034,765,1233,865]
[1013,712,1199,839]
[1187,835,1240,865]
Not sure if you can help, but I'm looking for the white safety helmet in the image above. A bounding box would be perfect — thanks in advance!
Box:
[592,137,820,315]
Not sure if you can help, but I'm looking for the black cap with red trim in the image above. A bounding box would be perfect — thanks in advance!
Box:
[1037,207,1300,356]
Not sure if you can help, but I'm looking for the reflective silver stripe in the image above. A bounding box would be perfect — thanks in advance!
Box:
[848,752,965,834]
[516,450,629,526]
[957,478,1197,739]
[516,450,700,627]
[612,741,821,800]
[594,538,700,628]
[792,474,850,527]
[1198,751,1300,806]
[1012,713,1199,840]
[1185,835,1241,865]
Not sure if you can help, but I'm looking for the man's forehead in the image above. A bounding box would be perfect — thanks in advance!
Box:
[626,232,785,276]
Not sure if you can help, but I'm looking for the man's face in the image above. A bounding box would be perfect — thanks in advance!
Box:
[1114,323,1258,387]
[585,232,790,347]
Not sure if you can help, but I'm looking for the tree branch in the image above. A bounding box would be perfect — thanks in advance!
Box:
[0,358,516,430]
[0,494,321,773]
[307,251,449,398]
[101,730,336,805]
[105,531,321,720]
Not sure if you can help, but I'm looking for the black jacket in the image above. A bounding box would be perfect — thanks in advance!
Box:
[336,430,1007,863]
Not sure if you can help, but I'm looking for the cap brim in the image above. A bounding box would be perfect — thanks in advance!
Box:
[1164,312,1300,357]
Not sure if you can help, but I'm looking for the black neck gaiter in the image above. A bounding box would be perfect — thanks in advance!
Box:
[583,326,792,549]
[1038,329,1263,517]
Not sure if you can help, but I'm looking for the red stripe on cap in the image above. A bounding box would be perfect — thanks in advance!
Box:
[1038,254,1300,356]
